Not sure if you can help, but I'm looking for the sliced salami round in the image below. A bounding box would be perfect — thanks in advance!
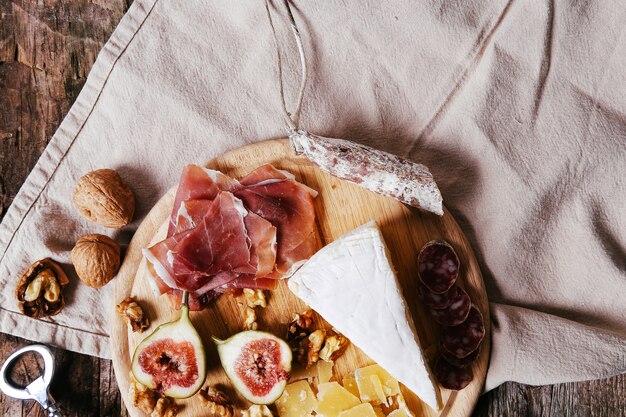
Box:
[418,282,459,310]
[441,305,485,358]
[434,357,473,390]
[430,286,471,326]
[441,344,480,367]
[418,240,459,294]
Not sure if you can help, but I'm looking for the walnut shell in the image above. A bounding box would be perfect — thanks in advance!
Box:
[72,169,135,228]
[71,234,121,288]
[15,258,69,318]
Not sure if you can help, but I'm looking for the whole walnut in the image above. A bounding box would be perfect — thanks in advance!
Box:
[71,234,121,288]
[72,169,135,228]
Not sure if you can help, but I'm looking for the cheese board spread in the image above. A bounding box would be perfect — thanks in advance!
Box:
[111,139,490,417]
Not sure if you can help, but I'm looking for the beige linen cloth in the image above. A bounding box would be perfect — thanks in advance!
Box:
[0,0,624,391]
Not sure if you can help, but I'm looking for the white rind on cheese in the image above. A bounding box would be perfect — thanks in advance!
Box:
[288,221,443,411]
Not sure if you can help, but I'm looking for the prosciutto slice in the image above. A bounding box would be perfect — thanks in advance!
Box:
[144,164,316,310]
[146,192,277,292]
[168,165,240,236]
[235,165,316,276]
[214,274,279,293]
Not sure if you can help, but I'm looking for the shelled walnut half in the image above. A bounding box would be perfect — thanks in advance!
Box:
[286,309,314,347]
[319,333,350,362]
[116,297,150,332]
[297,329,326,369]
[151,397,178,417]
[15,258,69,318]
[198,387,233,417]
[243,288,267,308]
[242,404,273,417]
[129,373,178,417]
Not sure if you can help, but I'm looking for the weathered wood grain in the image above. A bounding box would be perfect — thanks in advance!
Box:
[0,0,130,218]
[0,1,624,416]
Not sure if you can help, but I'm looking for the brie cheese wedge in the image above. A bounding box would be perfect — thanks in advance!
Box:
[288,221,443,411]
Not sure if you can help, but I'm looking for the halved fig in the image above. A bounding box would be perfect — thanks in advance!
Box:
[131,292,206,398]
[213,330,292,404]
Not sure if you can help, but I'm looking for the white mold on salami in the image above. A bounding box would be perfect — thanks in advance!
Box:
[290,130,443,215]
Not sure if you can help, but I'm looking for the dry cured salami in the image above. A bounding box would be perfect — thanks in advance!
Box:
[430,286,471,326]
[441,305,485,358]
[441,345,480,367]
[418,282,458,310]
[290,131,444,215]
[418,240,459,293]
[433,357,473,390]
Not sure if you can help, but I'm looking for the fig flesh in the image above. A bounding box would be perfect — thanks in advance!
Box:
[131,292,206,398]
[213,330,292,404]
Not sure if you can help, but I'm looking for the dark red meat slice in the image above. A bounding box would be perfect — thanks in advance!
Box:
[171,193,255,289]
[172,199,213,233]
[418,282,458,310]
[239,164,318,197]
[430,286,471,326]
[441,305,485,358]
[144,164,316,311]
[143,229,193,290]
[167,165,240,236]
[418,240,459,293]
[235,166,316,277]
[441,345,480,367]
[244,211,278,278]
[434,357,473,390]
[215,274,279,293]
[170,197,277,278]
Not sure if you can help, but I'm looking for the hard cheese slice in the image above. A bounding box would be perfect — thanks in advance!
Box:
[288,221,443,411]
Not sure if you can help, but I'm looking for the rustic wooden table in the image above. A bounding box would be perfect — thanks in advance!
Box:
[0,1,624,416]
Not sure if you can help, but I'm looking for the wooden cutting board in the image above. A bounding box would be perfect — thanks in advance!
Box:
[110,139,490,417]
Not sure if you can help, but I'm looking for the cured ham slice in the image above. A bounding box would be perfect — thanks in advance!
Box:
[172,192,254,284]
[235,165,316,277]
[214,274,279,293]
[168,165,240,236]
[144,163,317,311]
[172,199,213,233]
[171,198,277,279]
[238,164,318,198]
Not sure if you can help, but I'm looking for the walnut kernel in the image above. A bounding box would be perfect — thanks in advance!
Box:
[319,334,350,362]
[298,329,326,369]
[72,168,135,228]
[199,387,233,417]
[242,404,274,417]
[129,374,158,414]
[243,288,267,308]
[15,258,69,318]
[71,234,120,288]
[151,397,178,417]
[116,297,150,332]
[286,309,314,347]
[243,307,258,331]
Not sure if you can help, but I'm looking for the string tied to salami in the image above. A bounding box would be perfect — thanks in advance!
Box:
[264,0,444,216]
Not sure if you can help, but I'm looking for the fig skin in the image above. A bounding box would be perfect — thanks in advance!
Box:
[213,330,292,405]
[131,291,206,399]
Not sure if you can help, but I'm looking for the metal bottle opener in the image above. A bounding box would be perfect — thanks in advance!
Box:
[0,344,63,417]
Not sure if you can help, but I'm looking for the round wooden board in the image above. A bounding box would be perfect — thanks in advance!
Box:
[111,139,490,417]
